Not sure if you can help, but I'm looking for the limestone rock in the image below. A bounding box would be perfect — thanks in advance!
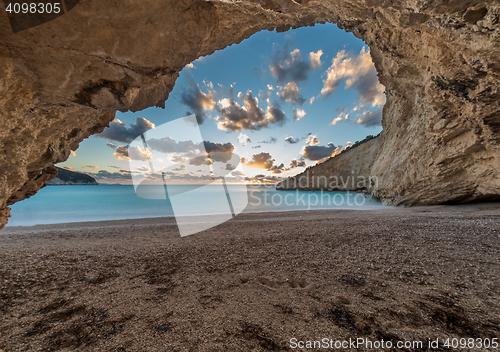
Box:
[0,0,499,227]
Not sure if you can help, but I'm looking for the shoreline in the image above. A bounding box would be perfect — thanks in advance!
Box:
[4,202,499,235]
[1,204,499,351]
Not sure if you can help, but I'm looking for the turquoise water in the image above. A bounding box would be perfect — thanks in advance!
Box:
[7,184,389,227]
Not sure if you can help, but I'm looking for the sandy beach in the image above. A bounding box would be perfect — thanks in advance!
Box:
[1,205,499,351]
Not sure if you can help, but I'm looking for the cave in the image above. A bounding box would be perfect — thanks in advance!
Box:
[0,0,499,228]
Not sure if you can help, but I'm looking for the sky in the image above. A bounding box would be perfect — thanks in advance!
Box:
[59,23,385,185]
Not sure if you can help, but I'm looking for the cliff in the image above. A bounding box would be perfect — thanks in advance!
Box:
[277,137,381,193]
[46,167,98,185]
[0,0,499,227]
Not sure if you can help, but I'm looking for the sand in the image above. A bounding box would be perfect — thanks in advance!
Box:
[1,204,499,351]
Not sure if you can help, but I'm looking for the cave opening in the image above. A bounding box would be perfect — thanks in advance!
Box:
[8,22,389,226]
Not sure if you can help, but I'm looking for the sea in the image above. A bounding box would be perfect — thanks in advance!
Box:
[7,184,390,227]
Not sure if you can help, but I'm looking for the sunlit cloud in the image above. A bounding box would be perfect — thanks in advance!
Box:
[321,47,385,109]
[180,75,216,124]
[293,108,306,121]
[309,49,323,69]
[215,90,285,132]
[277,82,306,106]
[237,133,251,146]
[113,145,152,161]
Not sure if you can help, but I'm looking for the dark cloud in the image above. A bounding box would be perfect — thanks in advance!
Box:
[285,136,299,144]
[269,46,311,84]
[289,159,306,168]
[203,141,235,163]
[97,117,155,143]
[188,155,213,166]
[268,163,285,174]
[113,145,152,161]
[301,135,337,161]
[278,82,306,106]
[356,108,383,127]
[106,142,117,149]
[258,136,278,144]
[215,91,286,132]
[180,77,216,124]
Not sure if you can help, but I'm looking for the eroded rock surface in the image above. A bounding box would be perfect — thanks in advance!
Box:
[1,0,499,227]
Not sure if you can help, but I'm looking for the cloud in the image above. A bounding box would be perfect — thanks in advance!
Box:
[106,142,117,149]
[189,155,213,166]
[145,136,236,164]
[169,154,186,163]
[245,174,283,184]
[69,151,77,157]
[82,165,99,169]
[277,82,306,106]
[309,96,315,105]
[356,108,383,127]
[180,77,216,124]
[293,108,306,121]
[215,91,286,132]
[97,117,155,143]
[289,159,306,168]
[301,136,337,161]
[241,152,285,174]
[241,152,274,170]
[186,63,195,69]
[258,136,278,144]
[269,47,311,84]
[330,107,350,125]
[237,133,251,146]
[285,136,299,144]
[62,166,76,172]
[146,136,200,155]
[268,163,285,174]
[203,141,235,163]
[306,134,320,146]
[113,145,152,161]
[173,165,186,172]
[321,47,385,108]
[309,50,323,69]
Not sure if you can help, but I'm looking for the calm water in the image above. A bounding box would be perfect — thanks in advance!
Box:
[8,184,389,227]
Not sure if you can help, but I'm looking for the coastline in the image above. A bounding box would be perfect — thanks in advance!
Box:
[1,204,499,351]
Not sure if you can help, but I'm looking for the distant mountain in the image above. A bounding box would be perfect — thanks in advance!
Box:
[47,167,98,185]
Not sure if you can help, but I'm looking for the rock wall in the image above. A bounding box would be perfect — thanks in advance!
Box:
[1,0,499,227]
